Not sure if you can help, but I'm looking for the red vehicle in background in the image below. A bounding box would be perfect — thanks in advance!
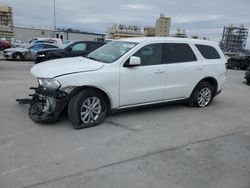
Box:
[0,40,11,50]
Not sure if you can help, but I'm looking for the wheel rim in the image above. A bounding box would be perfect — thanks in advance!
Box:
[80,97,102,123]
[197,87,212,107]
[14,54,21,60]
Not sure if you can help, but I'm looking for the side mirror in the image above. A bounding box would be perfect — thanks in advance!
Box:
[125,56,141,67]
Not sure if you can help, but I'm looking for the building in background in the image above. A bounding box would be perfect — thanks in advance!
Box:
[220,24,249,52]
[155,14,171,37]
[144,26,156,37]
[13,27,105,43]
[106,24,143,39]
[172,29,188,38]
[0,5,13,41]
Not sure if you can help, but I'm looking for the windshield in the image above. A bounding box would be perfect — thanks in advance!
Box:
[87,41,138,63]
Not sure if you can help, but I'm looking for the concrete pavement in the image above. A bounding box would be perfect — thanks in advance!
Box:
[0,60,250,188]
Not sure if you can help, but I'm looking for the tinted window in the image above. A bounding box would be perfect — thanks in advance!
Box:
[71,43,87,52]
[44,44,58,49]
[165,43,196,63]
[195,44,221,59]
[30,43,43,51]
[88,43,102,51]
[133,43,163,66]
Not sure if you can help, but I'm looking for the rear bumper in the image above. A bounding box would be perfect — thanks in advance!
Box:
[34,55,46,63]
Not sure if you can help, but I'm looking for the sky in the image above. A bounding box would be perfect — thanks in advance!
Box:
[1,0,250,48]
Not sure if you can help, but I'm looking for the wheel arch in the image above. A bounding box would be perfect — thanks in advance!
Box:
[70,85,113,112]
[191,77,218,97]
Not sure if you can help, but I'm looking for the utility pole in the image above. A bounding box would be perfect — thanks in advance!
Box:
[53,0,56,31]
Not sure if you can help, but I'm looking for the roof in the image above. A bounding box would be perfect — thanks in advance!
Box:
[118,37,218,45]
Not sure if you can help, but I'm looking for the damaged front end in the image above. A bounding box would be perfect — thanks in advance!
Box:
[17,78,74,122]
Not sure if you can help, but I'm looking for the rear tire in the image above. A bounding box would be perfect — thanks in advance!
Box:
[68,89,108,129]
[188,82,214,107]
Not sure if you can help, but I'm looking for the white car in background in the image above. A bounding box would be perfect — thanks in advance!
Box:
[3,42,59,61]
[21,37,227,129]
[14,37,63,48]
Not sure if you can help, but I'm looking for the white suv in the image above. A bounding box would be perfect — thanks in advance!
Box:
[27,37,226,129]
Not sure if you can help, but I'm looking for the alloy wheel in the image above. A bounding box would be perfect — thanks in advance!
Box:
[197,87,212,107]
[80,97,102,123]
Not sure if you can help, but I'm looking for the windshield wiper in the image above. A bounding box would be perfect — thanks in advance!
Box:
[86,56,100,62]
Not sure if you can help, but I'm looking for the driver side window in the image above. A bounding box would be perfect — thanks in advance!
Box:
[30,43,43,51]
[71,43,87,52]
[133,43,163,66]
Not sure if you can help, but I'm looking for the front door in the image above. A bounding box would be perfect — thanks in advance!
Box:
[120,43,166,107]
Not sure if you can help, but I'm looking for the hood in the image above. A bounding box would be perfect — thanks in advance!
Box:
[30,56,105,78]
[4,47,28,53]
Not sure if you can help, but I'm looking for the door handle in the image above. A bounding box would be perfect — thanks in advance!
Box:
[155,69,165,74]
[195,67,203,71]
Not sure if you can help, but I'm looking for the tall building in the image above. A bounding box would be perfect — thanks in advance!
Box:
[106,24,142,39]
[0,5,13,41]
[155,14,171,37]
[220,24,249,52]
[144,26,156,37]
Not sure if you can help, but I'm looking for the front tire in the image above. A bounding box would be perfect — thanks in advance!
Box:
[68,89,108,129]
[12,52,24,61]
[188,82,214,107]
[246,78,250,85]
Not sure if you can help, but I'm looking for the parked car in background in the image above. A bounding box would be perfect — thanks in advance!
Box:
[34,41,105,63]
[0,40,11,50]
[23,37,227,129]
[226,52,250,70]
[14,37,63,48]
[3,43,59,61]
[245,66,250,85]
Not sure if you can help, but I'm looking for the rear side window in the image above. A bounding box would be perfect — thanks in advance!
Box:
[88,43,102,51]
[165,43,197,63]
[195,44,220,59]
[72,43,87,52]
[44,44,58,49]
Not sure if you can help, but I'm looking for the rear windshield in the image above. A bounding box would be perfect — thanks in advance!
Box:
[195,44,221,59]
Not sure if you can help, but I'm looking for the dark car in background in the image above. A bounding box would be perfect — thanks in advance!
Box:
[34,41,105,63]
[245,66,250,85]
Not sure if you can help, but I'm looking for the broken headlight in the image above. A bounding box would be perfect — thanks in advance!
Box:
[38,78,61,90]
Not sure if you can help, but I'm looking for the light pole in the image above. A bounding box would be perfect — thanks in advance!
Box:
[53,0,56,31]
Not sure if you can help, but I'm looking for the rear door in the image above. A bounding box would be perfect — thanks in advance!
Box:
[165,43,204,99]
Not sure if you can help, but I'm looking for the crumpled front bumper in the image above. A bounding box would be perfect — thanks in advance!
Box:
[18,86,69,122]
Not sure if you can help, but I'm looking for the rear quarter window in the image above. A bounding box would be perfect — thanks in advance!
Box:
[195,44,221,59]
[165,43,197,63]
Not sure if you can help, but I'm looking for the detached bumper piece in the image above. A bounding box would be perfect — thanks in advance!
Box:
[17,87,68,122]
